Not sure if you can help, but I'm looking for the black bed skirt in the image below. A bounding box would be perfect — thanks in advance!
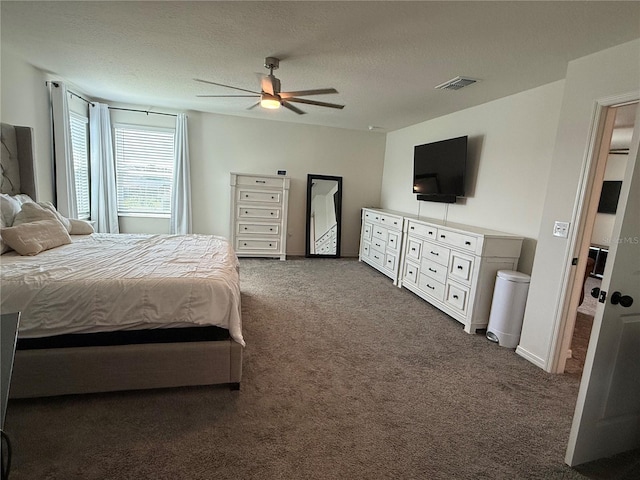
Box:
[17,325,231,350]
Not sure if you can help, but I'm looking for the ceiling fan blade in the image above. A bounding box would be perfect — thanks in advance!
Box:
[196,94,259,98]
[286,97,345,110]
[247,102,261,110]
[193,78,260,95]
[282,101,306,115]
[279,88,338,99]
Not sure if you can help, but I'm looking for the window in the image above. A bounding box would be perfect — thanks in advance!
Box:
[114,124,175,216]
[69,112,91,220]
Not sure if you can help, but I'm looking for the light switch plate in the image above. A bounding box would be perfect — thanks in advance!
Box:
[553,221,570,238]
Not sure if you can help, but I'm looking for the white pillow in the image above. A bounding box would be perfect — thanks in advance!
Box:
[13,202,60,226]
[0,219,72,256]
[36,201,72,233]
[0,193,22,227]
[69,218,95,235]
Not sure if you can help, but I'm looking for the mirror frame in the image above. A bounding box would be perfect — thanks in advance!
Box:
[305,174,342,258]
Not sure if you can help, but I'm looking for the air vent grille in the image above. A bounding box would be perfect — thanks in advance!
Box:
[435,76,478,91]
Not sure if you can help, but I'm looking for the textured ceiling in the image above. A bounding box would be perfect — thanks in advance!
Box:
[2,1,639,132]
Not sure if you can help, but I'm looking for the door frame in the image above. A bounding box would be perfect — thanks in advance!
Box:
[548,92,639,374]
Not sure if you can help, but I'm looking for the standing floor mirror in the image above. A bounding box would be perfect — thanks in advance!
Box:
[305,174,342,258]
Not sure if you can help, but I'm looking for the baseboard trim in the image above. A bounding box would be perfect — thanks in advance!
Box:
[515,345,546,370]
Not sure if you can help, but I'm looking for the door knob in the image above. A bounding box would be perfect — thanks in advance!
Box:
[590,287,600,299]
[611,291,634,308]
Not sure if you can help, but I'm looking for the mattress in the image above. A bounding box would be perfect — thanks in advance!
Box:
[0,233,244,346]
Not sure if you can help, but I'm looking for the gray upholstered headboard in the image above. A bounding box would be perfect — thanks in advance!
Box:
[1,123,38,200]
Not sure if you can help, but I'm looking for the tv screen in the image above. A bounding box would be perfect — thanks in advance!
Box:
[597,180,622,214]
[413,136,467,202]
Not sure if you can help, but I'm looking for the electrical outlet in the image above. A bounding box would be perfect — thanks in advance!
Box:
[553,221,570,238]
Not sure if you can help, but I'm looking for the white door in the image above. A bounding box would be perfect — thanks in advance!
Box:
[565,107,640,466]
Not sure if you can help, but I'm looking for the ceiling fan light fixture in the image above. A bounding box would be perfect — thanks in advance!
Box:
[260,94,281,109]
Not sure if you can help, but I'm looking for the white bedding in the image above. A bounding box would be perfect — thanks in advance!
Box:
[0,233,244,346]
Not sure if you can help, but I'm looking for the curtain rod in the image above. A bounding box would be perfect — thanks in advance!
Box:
[47,82,177,117]
[108,107,177,118]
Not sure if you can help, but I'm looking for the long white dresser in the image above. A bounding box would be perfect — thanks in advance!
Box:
[230,173,290,260]
[359,208,405,284]
[358,208,524,334]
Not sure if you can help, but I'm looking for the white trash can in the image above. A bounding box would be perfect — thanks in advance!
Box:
[486,270,531,348]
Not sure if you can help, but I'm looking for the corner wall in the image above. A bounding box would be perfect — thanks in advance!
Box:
[517,39,640,370]
[380,80,565,274]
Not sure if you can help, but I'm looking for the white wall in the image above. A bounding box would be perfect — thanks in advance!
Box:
[1,50,53,202]
[381,80,565,274]
[0,51,386,255]
[188,112,385,256]
[517,39,640,370]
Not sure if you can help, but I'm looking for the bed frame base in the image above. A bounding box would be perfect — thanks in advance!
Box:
[9,340,242,398]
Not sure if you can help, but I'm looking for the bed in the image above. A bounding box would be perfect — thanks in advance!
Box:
[0,123,243,398]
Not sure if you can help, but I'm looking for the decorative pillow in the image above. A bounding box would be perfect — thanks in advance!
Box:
[0,215,7,254]
[36,201,72,233]
[13,202,60,226]
[0,193,22,227]
[69,218,95,235]
[0,219,72,256]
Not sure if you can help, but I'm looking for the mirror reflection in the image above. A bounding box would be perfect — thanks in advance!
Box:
[305,174,342,257]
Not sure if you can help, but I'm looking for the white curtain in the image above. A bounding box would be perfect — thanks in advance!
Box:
[170,113,192,234]
[49,81,78,218]
[89,102,120,233]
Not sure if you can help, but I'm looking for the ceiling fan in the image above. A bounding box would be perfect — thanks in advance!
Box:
[194,57,344,115]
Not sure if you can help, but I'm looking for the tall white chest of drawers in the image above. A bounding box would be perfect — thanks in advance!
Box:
[359,208,405,284]
[230,173,290,260]
[400,217,523,334]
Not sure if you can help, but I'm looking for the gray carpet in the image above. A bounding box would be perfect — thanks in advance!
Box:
[4,258,639,479]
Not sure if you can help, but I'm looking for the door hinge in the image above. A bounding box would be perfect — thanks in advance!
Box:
[599,290,607,304]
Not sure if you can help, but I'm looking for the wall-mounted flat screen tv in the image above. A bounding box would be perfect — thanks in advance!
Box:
[413,136,467,203]
[597,180,622,214]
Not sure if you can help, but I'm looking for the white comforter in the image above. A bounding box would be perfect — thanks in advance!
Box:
[0,233,244,346]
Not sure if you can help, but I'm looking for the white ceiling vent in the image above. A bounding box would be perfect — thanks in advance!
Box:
[435,76,478,91]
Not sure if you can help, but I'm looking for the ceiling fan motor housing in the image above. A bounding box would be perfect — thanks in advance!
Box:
[264,57,280,70]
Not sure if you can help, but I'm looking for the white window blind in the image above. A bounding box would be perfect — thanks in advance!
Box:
[69,112,91,220]
[114,124,175,216]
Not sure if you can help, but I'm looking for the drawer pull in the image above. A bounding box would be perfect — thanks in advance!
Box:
[255,180,266,183]
[430,251,439,256]
[465,241,471,245]
[271,196,275,199]
[440,234,446,239]
[269,243,273,247]
[375,243,381,247]
[411,247,416,251]
[270,212,274,215]
[408,270,414,275]
[428,268,437,273]
[426,284,435,290]
[457,265,463,270]
[381,218,385,221]
[453,294,459,300]
[244,227,248,230]
[410,226,415,230]
[374,255,380,260]
[245,194,249,198]
[270,228,274,231]
[243,243,247,246]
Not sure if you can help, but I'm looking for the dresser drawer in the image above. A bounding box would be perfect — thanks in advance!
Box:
[237,222,280,235]
[238,206,281,219]
[385,252,397,272]
[448,252,474,284]
[406,238,422,261]
[236,175,286,188]
[403,261,419,284]
[422,241,450,267]
[418,274,445,301]
[407,221,438,240]
[420,257,447,284]
[236,238,280,252]
[237,188,282,204]
[372,225,387,241]
[379,213,402,230]
[368,249,385,267]
[437,229,477,252]
[387,231,400,251]
[445,282,470,314]
[362,222,373,241]
[361,242,371,258]
[371,237,386,253]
